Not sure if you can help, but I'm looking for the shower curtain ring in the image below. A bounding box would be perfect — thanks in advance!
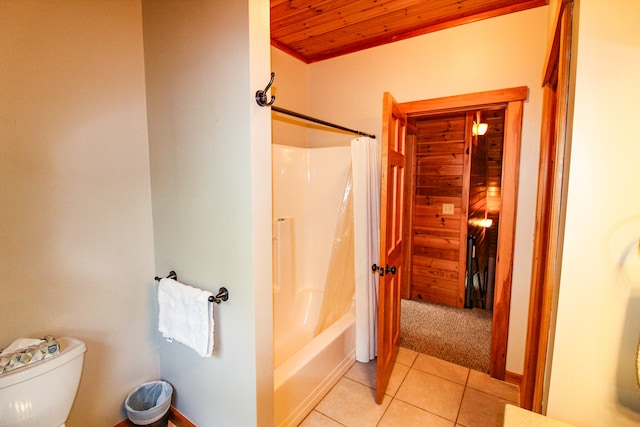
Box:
[256,72,276,107]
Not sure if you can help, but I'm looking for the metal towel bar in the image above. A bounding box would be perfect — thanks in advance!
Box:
[154,271,229,304]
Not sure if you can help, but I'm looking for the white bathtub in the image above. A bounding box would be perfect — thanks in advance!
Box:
[274,310,355,427]
[272,144,356,426]
[274,288,322,368]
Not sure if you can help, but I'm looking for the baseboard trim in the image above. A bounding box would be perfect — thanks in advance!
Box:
[505,370,523,389]
[114,406,196,427]
[113,418,130,427]
[169,406,197,427]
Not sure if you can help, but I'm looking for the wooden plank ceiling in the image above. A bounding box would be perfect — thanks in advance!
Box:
[271,0,547,63]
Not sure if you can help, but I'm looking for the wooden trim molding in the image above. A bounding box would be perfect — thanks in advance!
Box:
[522,0,574,413]
[401,86,528,117]
[402,126,418,300]
[489,99,523,380]
[542,0,574,85]
[458,113,473,307]
[383,0,548,55]
[505,370,524,389]
[114,406,197,427]
[270,38,309,64]
[169,406,198,427]
[521,85,557,411]
[399,87,527,380]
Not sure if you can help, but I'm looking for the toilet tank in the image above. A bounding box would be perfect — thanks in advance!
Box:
[0,337,86,427]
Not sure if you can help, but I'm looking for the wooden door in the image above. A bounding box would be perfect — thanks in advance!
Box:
[376,92,407,403]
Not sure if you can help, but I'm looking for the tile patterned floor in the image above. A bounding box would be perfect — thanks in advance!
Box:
[300,347,520,427]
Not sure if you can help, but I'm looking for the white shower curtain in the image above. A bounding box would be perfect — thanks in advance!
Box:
[351,137,381,362]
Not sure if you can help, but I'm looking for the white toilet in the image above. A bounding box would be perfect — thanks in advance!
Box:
[0,337,86,427]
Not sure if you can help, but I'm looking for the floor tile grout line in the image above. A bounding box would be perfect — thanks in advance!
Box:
[463,385,520,405]
[391,363,411,396]
[316,409,348,427]
[374,357,414,426]
[303,349,520,426]
[388,395,461,426]
[454,384,468,425]
[390,369,462,424]
[395,349,419,368]
[310,374,354,426]
[312,403,348,426]
[374,395,392,427]
[410,364,471,386]
[344,373,375,390]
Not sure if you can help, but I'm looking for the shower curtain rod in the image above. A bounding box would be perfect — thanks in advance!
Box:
[256,73,375,138]
[271,105,376,139]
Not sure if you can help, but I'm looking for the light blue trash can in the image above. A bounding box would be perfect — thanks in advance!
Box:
[125,380,173,426]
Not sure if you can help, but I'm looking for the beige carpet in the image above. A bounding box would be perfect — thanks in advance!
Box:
[400,299,492,372]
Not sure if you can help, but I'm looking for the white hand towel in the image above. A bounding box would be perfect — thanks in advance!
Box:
[158,278,214,357]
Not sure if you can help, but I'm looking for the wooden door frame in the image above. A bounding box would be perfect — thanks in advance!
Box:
[400,86,528,379]
[521,0,574,411]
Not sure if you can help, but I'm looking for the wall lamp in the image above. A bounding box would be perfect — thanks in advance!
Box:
[469,218,493,228]
[472,121,488,136]
[472,111,488,136]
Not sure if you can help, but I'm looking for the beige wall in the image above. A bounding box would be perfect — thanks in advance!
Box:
[143,0,273,425]
[547,0,640,425]
[272,6,549,374]
[547,0,561,37]
[0,1,158,425]
[1,0,272,425]
[271,48,310,147]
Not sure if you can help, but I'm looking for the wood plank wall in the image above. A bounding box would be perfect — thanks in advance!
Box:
[411,113,467,307]
[468,129,488,304]
[409,109,504,309]
[485,109,505,261]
